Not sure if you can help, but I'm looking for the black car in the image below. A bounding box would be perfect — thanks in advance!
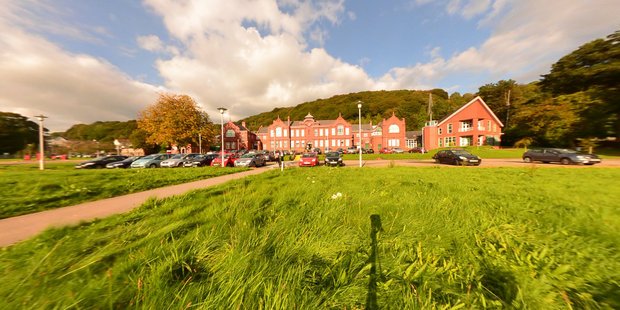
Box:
[183,154,218,167]
[75,155,127,169]
[324,151,345,167]
[432,149,481,166]
[522,148,601,165]
[106,156,142,169]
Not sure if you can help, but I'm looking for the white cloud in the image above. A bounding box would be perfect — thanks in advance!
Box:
[0,25,160,131]
[137,35,163,52]
[143,0,373,122]
[388,0,620,91]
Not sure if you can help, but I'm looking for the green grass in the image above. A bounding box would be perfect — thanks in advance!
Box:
[1,167,618,308]
[0,162,248,219]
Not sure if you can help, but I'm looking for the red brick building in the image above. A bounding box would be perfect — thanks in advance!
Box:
[221,121,259,151]
[422,96,503,150]
[257,112,407,153]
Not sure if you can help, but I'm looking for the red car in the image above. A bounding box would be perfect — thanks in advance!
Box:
[210,153,238,167]
[379,148,393,154]
[298,152,319,167]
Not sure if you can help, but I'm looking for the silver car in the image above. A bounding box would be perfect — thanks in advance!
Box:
[160,153,201,168]
[234,153,266,167]
[130,154,173,168]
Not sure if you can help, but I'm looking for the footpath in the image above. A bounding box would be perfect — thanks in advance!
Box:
[0,168,269,247]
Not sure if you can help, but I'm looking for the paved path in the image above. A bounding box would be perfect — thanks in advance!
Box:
[0,168,270,247]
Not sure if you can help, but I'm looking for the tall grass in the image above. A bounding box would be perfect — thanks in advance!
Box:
[0,167,618,308]
[0,162,248,219]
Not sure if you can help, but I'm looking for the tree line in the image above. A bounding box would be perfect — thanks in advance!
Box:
[1,30,617,154]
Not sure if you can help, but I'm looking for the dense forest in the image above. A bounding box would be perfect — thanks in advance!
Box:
[1,30,617,153]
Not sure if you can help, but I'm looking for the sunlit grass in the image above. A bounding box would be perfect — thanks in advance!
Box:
[0,162,248,219]
[1,167,618,308]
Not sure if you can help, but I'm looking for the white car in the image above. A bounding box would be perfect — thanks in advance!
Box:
[160,153,201,168]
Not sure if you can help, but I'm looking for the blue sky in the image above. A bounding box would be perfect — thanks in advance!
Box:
[1,0,618,131]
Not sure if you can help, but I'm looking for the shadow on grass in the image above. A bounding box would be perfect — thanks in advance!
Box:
[366,214,383,310]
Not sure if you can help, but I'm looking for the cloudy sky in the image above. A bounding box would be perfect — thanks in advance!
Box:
[1,0,618,131]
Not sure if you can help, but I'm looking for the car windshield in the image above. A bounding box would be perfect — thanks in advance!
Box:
[452,150,472,156]
[326,152,340,157]
[302,153,316,158]
[170,154,183,159]
[141,154,158,159]
[241,153,255,158]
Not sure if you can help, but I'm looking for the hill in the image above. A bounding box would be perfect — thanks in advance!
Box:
[240,89,475,131]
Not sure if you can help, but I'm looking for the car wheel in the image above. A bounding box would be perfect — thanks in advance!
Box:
[149,164,157,168]
[523,157,532,163]
[560,158,571,165]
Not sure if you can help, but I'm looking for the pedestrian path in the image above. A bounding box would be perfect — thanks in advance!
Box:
[0,168,269,247]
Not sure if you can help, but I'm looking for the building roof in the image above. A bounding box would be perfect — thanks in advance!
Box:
[437,96,504,127]
[406,131,422,138]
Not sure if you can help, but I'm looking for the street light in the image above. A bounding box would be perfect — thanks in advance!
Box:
[35,114,47,171]
[357,101,363,167]
[218,107,227,167]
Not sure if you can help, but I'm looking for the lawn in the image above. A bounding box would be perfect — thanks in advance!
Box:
[0,162,248,219]
[1,166,618,308]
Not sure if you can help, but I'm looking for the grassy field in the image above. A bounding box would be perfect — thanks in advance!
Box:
[1,166,618,308]
[0,162,248,219]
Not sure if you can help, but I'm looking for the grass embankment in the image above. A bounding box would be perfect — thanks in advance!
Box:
[0,162,248,219]
[1,167,618,308]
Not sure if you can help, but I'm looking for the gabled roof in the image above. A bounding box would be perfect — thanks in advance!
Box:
[437,96,504,127]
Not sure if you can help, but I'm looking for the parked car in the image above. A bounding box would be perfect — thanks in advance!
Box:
[312,147,322,155]
[130,154,173,168]
[408,147,425,153]
[379,148,393,154]
[211,153,238,167]
[392,147,405,154]
[522,148,601,165]
[235,153,266,167]
[432,149,481,166]
[75,155,127,169]
[324,151,344,167]
[363,148,374,154]
[106,156,142,169]
[347,147,358,154]
[183,154,218,167]
[161,153,201,168]
[299,152,319,167]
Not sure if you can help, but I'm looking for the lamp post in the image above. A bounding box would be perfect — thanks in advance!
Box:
[198,133,202,154]
[35,114,47,170]
[357,101,363,167]
[217,107,227,167]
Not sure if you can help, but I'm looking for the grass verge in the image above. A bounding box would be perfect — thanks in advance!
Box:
[0,166,618,308]
[0,162,248,219]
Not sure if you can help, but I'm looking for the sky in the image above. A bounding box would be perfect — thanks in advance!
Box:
[1,0,619,132]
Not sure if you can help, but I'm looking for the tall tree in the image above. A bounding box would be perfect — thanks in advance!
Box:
[137,93,215,148]
[0,112,41,154]
[540,30,620,139]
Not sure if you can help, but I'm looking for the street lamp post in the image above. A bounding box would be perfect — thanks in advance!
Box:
[357,101,363,167]
[35,114,47,171]
[218,107,227,167]
[198,133,202,154]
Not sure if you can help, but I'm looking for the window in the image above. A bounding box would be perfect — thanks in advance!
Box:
[444,137,456,146]
[270,130,274,137]
[447,124,453,134]
[337,125,344,135]
[331,128,335,135]
[314,129,318,136]
[438,138,443,147]
[438,128,443,135]
[345,127,350,135]
[275,127,282,137]
[388,124,400,134]
[301,130,305,137]
[487,121,491,131]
